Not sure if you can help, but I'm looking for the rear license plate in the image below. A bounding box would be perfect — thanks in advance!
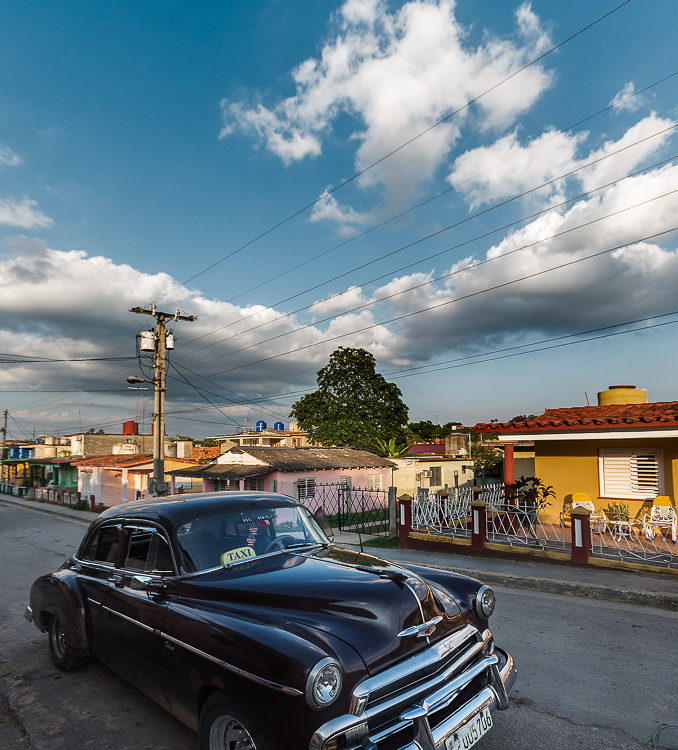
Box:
[445,707,493,750]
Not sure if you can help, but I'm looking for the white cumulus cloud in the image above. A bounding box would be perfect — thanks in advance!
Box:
[610,81,647,113]
[0,197,53,228]
[0,143,21,166]
[220,0,553,224]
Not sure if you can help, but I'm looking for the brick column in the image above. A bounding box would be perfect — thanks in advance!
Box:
[570,505,591,565]
[471,498,487,549]
[398,494,413,549]
[89,494,96,512]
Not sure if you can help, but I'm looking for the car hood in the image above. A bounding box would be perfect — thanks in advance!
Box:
[173,546,466,674]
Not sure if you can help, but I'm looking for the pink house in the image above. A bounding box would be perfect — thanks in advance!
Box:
[168,446,394,512]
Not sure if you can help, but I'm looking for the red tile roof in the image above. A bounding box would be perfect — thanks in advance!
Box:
[71,454,153,468]
[475,402,678,434]
[192,446,222,461]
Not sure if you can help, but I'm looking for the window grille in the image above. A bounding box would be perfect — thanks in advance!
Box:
[297,478,316,499]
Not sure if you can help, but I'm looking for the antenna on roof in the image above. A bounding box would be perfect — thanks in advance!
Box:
[585,392,590,406]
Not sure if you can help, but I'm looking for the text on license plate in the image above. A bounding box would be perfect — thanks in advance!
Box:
[445,707,493,750]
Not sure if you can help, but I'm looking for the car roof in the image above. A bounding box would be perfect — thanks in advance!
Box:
[95,491,301,530]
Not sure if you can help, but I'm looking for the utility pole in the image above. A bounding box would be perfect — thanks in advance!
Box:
[129,306,196,495]
[1,409,7,483]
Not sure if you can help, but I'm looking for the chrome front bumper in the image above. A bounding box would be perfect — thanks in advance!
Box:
[399,648,516,750]
[310,630,516,750]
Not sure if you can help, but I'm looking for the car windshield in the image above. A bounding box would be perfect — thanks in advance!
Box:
[174,504,328,573]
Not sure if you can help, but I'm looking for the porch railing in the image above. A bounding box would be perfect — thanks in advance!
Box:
[591,515,678,569]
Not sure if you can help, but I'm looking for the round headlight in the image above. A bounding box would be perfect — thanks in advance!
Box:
[306,658,343,708]
[475,585,495,619]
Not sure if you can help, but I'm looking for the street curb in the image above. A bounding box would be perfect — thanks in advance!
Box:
[5,497,676,611]
[348,547,678,612]
[443,566,678,612]
[0,497,96,525]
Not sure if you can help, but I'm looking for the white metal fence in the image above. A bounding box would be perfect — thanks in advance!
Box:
[591,511,678,569]
[486,501,568,551]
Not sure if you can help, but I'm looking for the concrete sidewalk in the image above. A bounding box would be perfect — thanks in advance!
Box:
[349,544,678,611]
[3,493,676,611]
[0,494,99,525]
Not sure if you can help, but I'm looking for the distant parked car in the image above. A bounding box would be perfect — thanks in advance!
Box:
[26,492,515,750]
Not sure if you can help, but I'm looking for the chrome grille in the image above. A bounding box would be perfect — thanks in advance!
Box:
[351,625,493,742]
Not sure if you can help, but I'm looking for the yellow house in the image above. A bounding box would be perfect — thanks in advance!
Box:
[475,385,677,522]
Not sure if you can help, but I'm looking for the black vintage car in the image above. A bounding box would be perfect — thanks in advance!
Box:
[26,492,515,750]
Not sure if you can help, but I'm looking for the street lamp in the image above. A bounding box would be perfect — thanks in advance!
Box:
[126,376,153,385]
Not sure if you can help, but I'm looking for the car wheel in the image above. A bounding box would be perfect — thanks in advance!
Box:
[199,692,272,750]
[48,614,86,671]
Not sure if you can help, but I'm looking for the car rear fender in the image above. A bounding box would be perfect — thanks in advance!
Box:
[30,569,89,655]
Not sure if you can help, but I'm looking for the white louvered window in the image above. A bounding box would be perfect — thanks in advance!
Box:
[599,449,663,499]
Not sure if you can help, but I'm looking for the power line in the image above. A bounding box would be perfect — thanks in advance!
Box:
[219,66,678,310]
[166,311,678,423]
[390,318,678,380]
[182,123,678,356]
[0,356,135,364]
[154,0,634,302]
[167,361,241,427]
[188,181,678,367]
[385,311,678,377]
[201,225,678,378]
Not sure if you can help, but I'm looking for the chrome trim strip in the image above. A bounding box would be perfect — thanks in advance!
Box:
[402,579,429,642]
[24,605,33,623]
[159,630,303,697]
[84,596,302,697]
[98,602,155,633]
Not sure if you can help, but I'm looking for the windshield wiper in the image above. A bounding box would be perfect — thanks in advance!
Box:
[283,541,324,551]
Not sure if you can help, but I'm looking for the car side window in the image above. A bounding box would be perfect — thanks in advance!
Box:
[122,528,174,574]
[81,525,121,565]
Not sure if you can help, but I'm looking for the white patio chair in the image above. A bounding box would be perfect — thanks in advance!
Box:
[642,501,677,543]
[565,493,605,532]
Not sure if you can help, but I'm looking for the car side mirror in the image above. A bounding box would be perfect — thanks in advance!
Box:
[312,508,334,543]
[130,574,152,590]
[131,574,167,600]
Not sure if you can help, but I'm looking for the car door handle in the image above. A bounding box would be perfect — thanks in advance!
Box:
[108,575,124,587]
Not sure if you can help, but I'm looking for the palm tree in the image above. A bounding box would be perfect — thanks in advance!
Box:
[374,437,411,458]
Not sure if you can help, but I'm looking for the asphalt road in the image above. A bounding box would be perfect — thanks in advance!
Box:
[0,502,676,750]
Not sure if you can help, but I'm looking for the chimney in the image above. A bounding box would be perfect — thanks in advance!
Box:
[597,385,647,406]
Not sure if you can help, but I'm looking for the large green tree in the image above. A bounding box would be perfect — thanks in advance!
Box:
[291,347,409,451]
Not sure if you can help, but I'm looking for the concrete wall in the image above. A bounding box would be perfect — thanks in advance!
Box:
[391,458,475,493]
[534,436,678,519]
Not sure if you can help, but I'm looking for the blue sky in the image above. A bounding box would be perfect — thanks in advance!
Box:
[1,0,678,439]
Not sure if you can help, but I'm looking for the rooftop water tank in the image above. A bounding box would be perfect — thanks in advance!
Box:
[122,421,139,435]
[255,420,267,433]
[274,421,285,431]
